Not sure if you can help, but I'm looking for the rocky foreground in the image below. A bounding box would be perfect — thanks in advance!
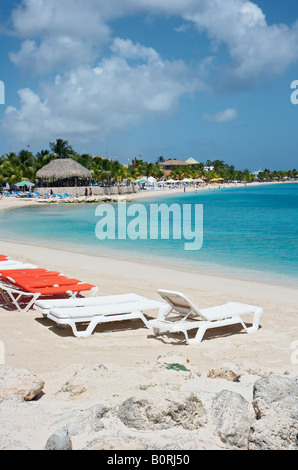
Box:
[0,352,297,451]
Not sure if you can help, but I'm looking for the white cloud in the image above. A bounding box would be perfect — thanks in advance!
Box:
[9,0,113,73]
[8,0,298,82]
[182,0,298,86]
[2,40,201,145]
[203,108,238,123]
[3,0,298,145]
[7,0,298,84]
[9,36,98,74]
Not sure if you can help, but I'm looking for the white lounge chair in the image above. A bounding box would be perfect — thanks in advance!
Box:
[0,261,38,270]
[34,293,152,316]
[147,289,263,344]
[38,294,165,337]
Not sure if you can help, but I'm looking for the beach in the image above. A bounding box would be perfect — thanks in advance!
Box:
[0,234,297,449]
[0,184,297,450]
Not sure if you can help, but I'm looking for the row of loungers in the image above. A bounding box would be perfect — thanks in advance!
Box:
[0,255,263,344]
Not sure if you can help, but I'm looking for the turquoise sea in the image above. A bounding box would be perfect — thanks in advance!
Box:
[0,183,297,286]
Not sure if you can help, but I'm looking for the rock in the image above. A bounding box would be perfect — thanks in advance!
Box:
[118,393,207,431]
[212,390,254,448]
[118,397,149,430]
[0,365,44,401]
[248,375,298,450]
[147,393,207,430]
[57,364,108,398]
[248,416,298,450]
[253,375,298,419]
[45,427,72,450]
[208,363,241,382]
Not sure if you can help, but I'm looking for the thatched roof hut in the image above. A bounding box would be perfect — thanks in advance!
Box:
[36,158,91,181]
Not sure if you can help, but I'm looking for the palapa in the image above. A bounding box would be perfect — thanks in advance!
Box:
[36,158,91,180]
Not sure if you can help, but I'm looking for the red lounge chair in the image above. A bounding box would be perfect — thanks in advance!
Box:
[0,269,61,278]
[5,274,83,288]
[0,270,98,312]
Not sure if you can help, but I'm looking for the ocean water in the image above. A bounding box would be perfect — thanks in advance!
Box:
[0,183,297,285]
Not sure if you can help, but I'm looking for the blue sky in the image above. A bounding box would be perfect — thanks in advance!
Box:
[1,0,298,171]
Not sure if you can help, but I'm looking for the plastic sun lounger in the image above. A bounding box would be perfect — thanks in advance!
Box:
[0,269,62,278]
[0,260,27,267]
[34,293,153,316]
[0,280,41,313]
[38,294,166,337]
[0,279,98,312]
[147,289,263,344]
[0,267,98,312]
[5,274,86,289]
[2,269,97,293]
[0,261,38,270]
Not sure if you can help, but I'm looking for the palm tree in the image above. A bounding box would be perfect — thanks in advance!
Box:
[49,139,73,159]
[36,150,53,169]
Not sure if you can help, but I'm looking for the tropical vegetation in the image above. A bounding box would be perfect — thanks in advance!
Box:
[0,139,297,188]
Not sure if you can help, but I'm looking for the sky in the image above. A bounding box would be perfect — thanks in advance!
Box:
[1,0,298,171]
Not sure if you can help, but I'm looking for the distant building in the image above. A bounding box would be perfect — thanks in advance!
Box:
[185,157,199,165]
[159,159,189,171]
[204,165,214,172]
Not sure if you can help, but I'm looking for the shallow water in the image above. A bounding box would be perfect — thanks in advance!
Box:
[0,183,297,286]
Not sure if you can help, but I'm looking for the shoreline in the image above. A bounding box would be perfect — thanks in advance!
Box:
[0,233,297,289]
[1,180,296,211]
[1,238,297,303]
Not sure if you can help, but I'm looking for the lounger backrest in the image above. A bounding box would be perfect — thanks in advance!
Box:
[157,289,202,317]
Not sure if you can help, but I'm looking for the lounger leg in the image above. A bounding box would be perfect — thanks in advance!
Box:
[241,307,263,334]
[21,294,40,313]
[67,318,100,338]
[186,325,208,344]
[6,292,25,312]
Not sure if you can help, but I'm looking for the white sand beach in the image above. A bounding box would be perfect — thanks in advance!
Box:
[0,187,297,450]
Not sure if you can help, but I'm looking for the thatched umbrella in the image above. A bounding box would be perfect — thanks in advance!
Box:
[36,158,91,186]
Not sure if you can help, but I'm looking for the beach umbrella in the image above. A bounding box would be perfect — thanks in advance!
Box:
[15,181,35,188]
[135,178,149,184]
